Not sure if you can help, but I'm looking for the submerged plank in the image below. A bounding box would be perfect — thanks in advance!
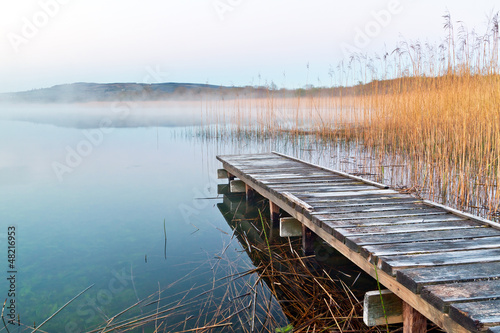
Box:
[449,299,500,331]
[421,279,500,312]
[379,248,500,275]
[396,262,500,293]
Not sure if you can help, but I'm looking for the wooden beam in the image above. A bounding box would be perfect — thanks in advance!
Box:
[363,289,403,326]
[230,180,245,193]
[217,169,229,179]
[403,302,427,333]
[280,217,302,237]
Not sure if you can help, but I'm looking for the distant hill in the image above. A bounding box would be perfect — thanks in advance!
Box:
[0,82,233,103]
[1,76,479,103]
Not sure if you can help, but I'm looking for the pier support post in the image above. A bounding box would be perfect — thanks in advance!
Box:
[302,225,317,256]
[269,201,280,228]
[245,184,255,201]
[403,302,427,333]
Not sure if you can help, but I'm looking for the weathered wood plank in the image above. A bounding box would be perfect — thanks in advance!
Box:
[247,173,335,180]
[267,180,364,188]
[363,290,403,326]
[295,189,400,198]
[272,151,390,189]
[302,193,412,204]
[449,300,500,331]
[282,192,314,212]
[321,215,465,232]
[421,280,500,312]
[280,217,302,237]
[316,209,447,224]
[241,166,327,174]
[312,198,423,210]
[345,226,493,251]
[333,220,481,240]
[397,262,500,293]
[261,177,357,185]
[230,179,246,193]
[361,235,500,259]
[313,203,439,215]
[278,185,386,194]
[379,248,500,275]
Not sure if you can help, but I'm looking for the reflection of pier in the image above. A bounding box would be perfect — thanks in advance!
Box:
[216,188,376,331]
[217,152,500,333]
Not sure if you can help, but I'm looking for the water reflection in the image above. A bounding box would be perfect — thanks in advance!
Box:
[216,187,378,332]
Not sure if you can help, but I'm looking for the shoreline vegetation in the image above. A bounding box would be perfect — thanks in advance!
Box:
[200,12,500,221]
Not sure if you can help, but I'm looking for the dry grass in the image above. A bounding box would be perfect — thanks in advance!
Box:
[200,12,500,220]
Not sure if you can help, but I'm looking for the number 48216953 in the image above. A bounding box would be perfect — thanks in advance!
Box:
[7,226,16,270]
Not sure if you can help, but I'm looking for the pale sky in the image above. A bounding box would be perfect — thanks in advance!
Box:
[0,0,498,93]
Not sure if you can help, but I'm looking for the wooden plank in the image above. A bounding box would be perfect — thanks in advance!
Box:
[403,302,428,333]
[361,235,500,259]
[363,289,403,326]
[312,204,441,216]
[247,173,334,180]
[421,280,500,312]
[242,167,327,175]
[295,189,400,198]
[302,193,412,204]
[272,151,390,189]
[322,215,465,232]
[283,186,390,194]
[217,169,229,179]
[230,180,246,193]
[282,192,314,212]
[267,180,364,188]
[261,177,357,185]
[333,220,481,240]
[449,299,500,331]
[397,262,500,293]
[312,198,423,209]
[280,217,302,237]
[318,211,448,226]
[345,226,493,250]
[423,200,500,230]
[379,248,500,275]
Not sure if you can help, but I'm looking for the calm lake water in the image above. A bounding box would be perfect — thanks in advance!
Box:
[0,102,377,332]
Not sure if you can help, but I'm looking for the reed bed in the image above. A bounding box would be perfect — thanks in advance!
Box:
[199,12,500,220]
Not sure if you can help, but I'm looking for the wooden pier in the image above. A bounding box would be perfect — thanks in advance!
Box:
[217,152,500,333]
